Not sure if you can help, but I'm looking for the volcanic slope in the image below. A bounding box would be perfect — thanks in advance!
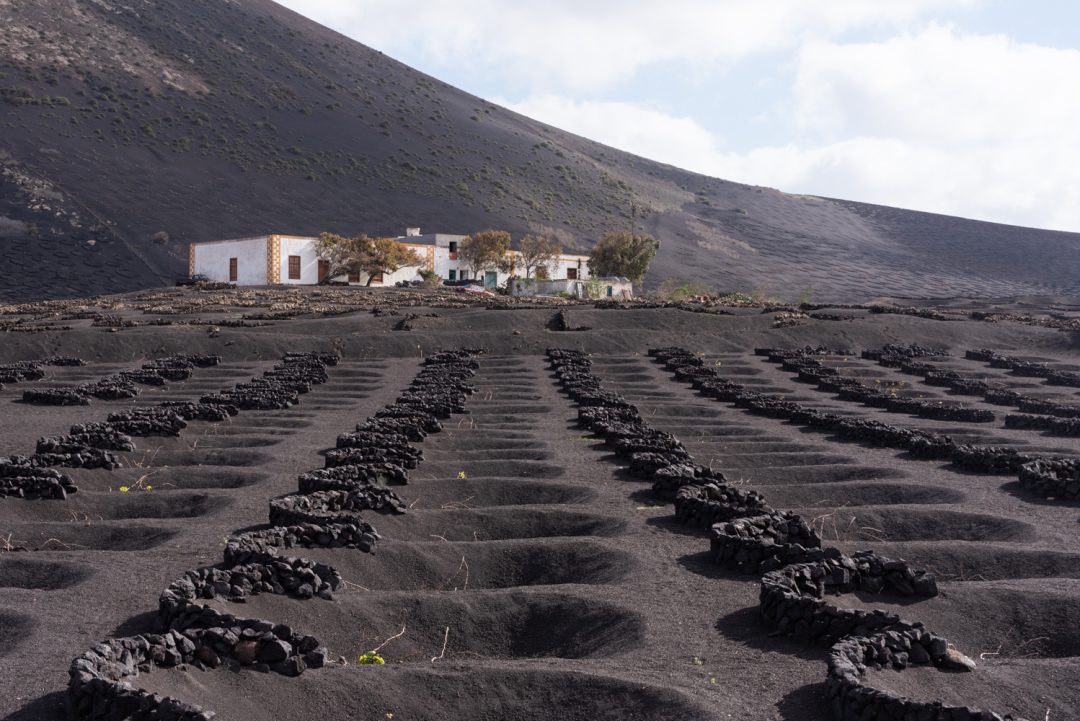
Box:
[3,0,1080,302]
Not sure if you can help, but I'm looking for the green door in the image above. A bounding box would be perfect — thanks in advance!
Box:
[484,271,498,289]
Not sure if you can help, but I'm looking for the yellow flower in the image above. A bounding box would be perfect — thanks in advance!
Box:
[358,651,385,665]
[457,471,467,479]
[119,486,130,493]
[145,485,153,491]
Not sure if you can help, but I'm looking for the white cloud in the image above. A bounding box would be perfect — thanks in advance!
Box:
[277,3,1080,231]
[279,0,975,92]
[503,25,1080,231]
[500,95,726,170]
[794,24,1080,146]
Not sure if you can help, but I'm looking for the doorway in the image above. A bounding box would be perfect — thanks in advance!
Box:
[318,260,330,283]
[484,271,498,289]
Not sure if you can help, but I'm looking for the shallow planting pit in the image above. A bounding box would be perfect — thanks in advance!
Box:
[375,508,626,542]
[210,590,645,661]
[303,538,633,591]
[402,477,595,508]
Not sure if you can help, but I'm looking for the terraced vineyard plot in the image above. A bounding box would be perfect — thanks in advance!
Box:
[88,354,742,721]
[0,355,410,720]
[5,299,1080,721]
[752,348,1080,500]
[631,347,1080,719]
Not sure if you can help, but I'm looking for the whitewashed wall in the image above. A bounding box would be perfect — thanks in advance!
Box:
[277,236,323,285]
[550,255,589,280]
[427,233,590,285]
[192,237,268,284]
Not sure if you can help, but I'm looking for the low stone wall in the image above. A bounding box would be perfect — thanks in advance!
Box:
[1017,458,1080,500]
[644,346,1024,721]
[672,482,773,527]
[268,488,406,524]
[760,552,937,643]
[773,350,995,423]
[1006,413,1080,436]
[23,354,220,407]
[67,350,479,720]
[298,463,409,491]
[0,459,77,499]
[3,355,318,498]
[709,512,823,573]
[751,347,1080,504]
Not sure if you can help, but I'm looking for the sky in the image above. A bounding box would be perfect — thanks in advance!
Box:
[276,0,1080,232]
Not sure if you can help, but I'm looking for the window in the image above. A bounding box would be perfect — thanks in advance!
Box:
[448,241,458,253]
[372,272,384,285]
[448,269,457,281]
[229,258,237,282]
[566,267,577,280]
[348,269,360,283]
[288,255,301,280]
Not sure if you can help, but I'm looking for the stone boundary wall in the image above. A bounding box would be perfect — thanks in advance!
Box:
[639,346,1022,721]
[1,353,372,499]
[756,347,1080,502]
[23,354,220,406]
[68,350,479,720]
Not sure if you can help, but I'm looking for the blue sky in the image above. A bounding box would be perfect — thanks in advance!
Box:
[278,1,1080,232]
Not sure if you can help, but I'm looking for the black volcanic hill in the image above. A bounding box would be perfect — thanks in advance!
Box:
[1,0,1079,302]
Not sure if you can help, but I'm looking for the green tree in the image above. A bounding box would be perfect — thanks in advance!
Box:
[358,237,423,286]
[315,232,360,278]
[517,234,562,279]
[460,229,511,277]
[316,233,423,285]
[588,231,660,284]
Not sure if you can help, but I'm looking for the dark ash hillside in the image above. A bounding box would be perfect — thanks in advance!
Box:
[2,0,1079,303]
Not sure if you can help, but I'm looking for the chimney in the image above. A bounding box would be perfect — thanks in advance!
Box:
[405,227,421,237]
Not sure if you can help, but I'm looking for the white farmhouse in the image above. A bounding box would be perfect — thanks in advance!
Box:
[188,228,591,289]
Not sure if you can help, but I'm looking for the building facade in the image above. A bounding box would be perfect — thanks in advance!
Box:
[508,277,633,299]
[189,230,590,289]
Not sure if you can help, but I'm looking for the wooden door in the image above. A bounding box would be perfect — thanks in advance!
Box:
[229,258,238,282]
[318,260,330,283]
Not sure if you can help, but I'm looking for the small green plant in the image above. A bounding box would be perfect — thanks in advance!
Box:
[418,268,441,288]
[798,287,814,305]
[359,625,406,665]
[657,278,711,302]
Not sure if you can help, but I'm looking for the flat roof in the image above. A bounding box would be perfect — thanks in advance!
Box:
[192,233,591,260]
[191,234,315,246]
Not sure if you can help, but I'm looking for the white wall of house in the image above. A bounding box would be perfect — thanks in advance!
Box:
[191,231,592,289]
[191,236,268,284]
[354,242,431,286]
[509,277,632,299]
[550,255,588,281]
[278,236,323,285]
[418,233,590,286]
